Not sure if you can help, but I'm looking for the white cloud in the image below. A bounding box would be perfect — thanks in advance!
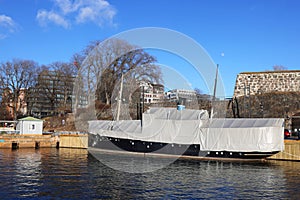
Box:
[0,15,15,28]
[37,9,70,29]
[36,0,116,29]
[76,0,116,26]
[54,0,80,14]
[0,14,18,39]
[0,33,6,39]
[77,7,95,23]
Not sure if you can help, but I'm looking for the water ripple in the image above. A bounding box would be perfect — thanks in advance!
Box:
[0,148,300,199]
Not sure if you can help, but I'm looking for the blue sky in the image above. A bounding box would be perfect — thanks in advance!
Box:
[0,0,299,97]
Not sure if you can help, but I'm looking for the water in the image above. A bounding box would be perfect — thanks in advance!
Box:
[0,148,300,199]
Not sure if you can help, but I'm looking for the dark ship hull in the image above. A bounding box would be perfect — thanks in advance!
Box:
[89,134,278,160]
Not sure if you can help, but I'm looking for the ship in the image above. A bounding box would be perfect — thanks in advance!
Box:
[88,64,284,161]
[88,107,284,160]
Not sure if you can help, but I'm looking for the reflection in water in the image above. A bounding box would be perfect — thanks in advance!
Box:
[0,149,43,198]
[0,148,89,199]
[14,149,42,198]
[0,148,300,199]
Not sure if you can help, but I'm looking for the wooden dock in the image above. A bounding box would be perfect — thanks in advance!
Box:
[0,134,87,149]
[59,134,88,149]
[0,134,57,149]
[267,139,300,161]
[1,134,300,162]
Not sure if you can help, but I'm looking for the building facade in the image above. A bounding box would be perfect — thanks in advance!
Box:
[165,89,198,104]
[231,70,300,132]
[139,81,164,104]
[1,88,27,120]
[233,70,300,97]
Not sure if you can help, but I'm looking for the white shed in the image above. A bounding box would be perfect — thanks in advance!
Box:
[17,117,43,135]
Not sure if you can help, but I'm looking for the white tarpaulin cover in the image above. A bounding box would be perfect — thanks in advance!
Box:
[88,107,284,152]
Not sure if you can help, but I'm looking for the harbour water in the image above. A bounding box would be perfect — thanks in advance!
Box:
[1,148,300,199]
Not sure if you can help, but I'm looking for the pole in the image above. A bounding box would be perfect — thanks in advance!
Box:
[116,73,123,121]
[248,85,251,118]
[243,83,246,118]
[137,103,139,120]
[140,86,145,127]
[142,86,145,113]
[210,64,219,119]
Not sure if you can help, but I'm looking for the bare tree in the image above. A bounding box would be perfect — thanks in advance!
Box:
[71,53,86,113]
[0,59,39,120]
[194,88,203,95]
[30,62,76,117]
[76,39,162,106]
[71,38,164,123]
[51,62,77,112]
[273,65,288,71]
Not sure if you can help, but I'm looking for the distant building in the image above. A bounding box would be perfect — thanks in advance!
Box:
[165,89,197,104]
[233,70,300,97]
[230,70,300,130]
[27,71,75,118]
[18,89,27,115]
[139,81,164,103]
[1,88,27,120]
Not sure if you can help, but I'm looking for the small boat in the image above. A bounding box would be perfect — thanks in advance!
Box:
[88,107,284,160]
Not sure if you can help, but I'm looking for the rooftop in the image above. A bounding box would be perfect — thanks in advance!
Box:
[18,117,43,121]
[239,70,300,74]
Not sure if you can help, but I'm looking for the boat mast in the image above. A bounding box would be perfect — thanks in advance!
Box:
[116,73,123,121]
[141,85,144,127]
[210,64,219,119]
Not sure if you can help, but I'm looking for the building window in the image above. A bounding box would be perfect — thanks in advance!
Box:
[30,124,35,130]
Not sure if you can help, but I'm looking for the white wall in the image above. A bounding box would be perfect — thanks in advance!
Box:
[17,120,43,135]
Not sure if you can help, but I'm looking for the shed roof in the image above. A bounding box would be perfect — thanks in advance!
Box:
[18,116,43,121]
